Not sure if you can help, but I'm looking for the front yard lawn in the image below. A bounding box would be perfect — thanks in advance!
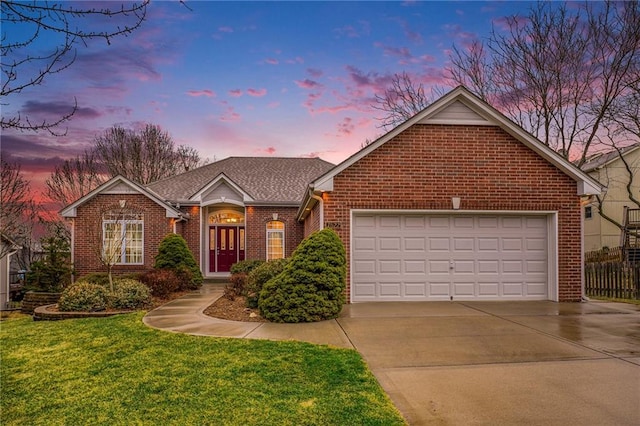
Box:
[1,313,405,425]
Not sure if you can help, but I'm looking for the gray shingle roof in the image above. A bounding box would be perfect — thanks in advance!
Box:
[145,157,335,204]
[581,143,640,173]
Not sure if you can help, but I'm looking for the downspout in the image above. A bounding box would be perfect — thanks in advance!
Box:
[308,189,324,230]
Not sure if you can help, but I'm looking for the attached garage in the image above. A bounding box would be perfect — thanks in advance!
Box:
[299,86,602,303]
[351,212,556,302]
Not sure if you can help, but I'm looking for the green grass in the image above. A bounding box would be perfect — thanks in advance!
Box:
[1,313,405,426]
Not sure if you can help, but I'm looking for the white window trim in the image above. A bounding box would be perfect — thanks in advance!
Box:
[266,221,285,261]
[102,219,144,265]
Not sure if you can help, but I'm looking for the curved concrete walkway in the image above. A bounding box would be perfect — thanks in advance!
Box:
[143,283,354,348]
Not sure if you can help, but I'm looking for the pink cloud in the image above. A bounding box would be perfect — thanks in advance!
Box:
[338,117,354,135]
[295,79,322,89]
[228,89,243,97]
[374,42,413,59]
[247,88,267,97]
[220,106,241,122]
[186,89,216,97]
[265,58,279,65]
[267,101,280,109]
[307,68,323,78]
[264,147,277,155]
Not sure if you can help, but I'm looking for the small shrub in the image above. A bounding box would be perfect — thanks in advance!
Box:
[139,269,180,297]
[25,228,72,293]
[76,272,110,287]
[259,229,346,323]
[246,259,289,308]
[58,282,108,312]
[108,278,151,310]
[174,265,197,291]
[224,273,247,301]
[154,234,203,288]
[230,259,264,275]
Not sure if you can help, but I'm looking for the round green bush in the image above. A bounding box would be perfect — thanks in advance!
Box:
[58,282,108,312]
[230,259,265,275]
[246,259,289,307]
[109,278,151,310]
[154,234,203,287]
[259,229,346,323]
[75,272,110,287]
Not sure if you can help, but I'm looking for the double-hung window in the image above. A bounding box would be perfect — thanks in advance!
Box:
[102,211,144,264]
[266,220,284,260]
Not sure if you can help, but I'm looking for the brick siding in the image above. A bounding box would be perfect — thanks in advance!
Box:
[245,206,304,260]
[72,194,173,278]
[321,124,583,302]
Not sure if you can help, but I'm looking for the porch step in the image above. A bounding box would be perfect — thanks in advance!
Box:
[203,277,230,284]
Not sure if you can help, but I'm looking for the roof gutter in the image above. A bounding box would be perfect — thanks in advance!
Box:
[297,187,323,225]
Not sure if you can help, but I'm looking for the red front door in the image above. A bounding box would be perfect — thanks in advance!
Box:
[210,226,241,273]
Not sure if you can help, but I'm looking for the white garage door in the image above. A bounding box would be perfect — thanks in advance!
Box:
[352,213,549,301]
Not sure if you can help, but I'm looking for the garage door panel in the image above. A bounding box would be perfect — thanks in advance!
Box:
[429,238,450,251]
[405,282,426,296]
[453,237,474,251]
[404,237,426,251]
[354,237,376,251]
[379,282,401,296]
[502,238,523,251]
[379,260,401,274]
[352,213,549,302]
[404,260,426,274]
[379,237,401,251]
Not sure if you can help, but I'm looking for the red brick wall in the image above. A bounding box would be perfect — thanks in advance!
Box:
[304,203,322,237]
[245,206,304,260]
[73,194,173,278]
[178,206,201,267]
[322,124,582,302]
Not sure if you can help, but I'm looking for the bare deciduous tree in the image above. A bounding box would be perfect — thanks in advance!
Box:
[94,124,204,185]
[373,72,438,129]
[375,1,640,238]
[90,204,144,291]
[1,1,149,134]
[447,0,640,166]
[0,159,37,258]
[45,150,106,208]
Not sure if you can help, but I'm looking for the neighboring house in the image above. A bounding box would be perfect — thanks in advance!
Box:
[62,86,601,302]
[0,234,20,311]
[581,143,640,251]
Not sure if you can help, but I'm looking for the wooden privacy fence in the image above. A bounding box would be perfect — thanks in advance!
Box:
[584,262,640,300]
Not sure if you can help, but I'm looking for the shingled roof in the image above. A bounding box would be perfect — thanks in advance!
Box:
[145,157,335,204]
[581,143,640,173]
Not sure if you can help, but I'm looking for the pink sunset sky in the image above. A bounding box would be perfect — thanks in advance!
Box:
[2,0,544,208]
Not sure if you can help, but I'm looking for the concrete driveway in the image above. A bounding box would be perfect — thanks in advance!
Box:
[337,300,640,425]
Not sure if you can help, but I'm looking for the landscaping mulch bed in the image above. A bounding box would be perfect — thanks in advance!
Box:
[203,296,266,322]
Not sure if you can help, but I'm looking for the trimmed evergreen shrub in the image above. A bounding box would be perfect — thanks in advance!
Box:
[25,228,72,293]
[154,234,203,288]
[76,272,142,288]
[58,282,108,312]
[139,269,181,297]
[108,278,151,310]
[246,259,289,308]
[75,272,111,287]
[259,229,346,323]
[230,259,264,275]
